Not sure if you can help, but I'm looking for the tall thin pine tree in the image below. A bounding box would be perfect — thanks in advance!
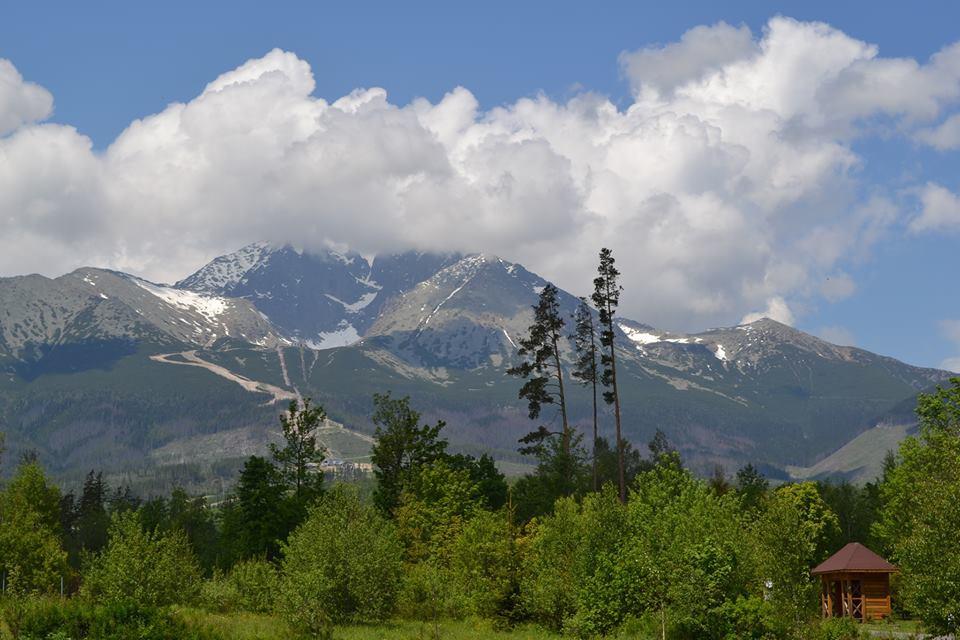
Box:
[592,248,626,502]
[571,297,600,491]
[507,283,571,455]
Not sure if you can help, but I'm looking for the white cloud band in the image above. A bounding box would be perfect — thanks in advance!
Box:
[2,18,960,330]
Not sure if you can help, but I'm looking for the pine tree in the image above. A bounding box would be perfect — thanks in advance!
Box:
[507,283,572,456]
[270,398,327,505]
[571,297,601,491]
[79,471,108,541]
[591,248,626,502]
[226,455,289,560]
[107,485,140,514]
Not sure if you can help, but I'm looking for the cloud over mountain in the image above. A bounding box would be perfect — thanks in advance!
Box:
[0,59,52,135]
[2,17,960,330]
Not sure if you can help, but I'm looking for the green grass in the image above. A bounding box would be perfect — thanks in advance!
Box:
[175,609,297,639]
[176,609,559,640]
[861,618,924,637]
[333,620,558,640]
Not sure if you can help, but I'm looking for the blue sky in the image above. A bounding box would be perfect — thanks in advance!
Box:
[2,1,960,369]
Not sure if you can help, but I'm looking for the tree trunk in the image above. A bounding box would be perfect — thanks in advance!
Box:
[590,322,599,492]
[605,288,625,503]
[591,371,598,492]
[552,332,570,455]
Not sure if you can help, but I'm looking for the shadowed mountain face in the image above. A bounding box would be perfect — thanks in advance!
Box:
[176,243,462,348]
[0,244,950,488]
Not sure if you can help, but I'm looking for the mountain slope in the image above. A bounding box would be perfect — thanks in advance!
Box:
[0,268,282,377]
[0,244,951,488]
[364,253,581,368]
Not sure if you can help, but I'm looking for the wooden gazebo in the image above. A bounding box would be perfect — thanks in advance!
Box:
[812,543,897,622]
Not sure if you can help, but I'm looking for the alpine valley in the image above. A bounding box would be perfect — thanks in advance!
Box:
[0,243,949,491]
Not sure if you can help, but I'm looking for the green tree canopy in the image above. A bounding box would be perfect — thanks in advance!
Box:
[278,485,403,633]
[0,461,68,594]
[750,482,840,627]
[575,463,748,638]
[395,459,484,563]
[874,378,960,634]
[370,393,448,516]
[270,398,327,505]
[221,455,289,562]
[82,510,201,607]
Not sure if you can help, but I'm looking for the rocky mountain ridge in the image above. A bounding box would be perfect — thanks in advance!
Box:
[0,243,950,487]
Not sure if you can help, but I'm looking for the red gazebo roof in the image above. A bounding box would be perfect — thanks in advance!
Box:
[812,543,898,575]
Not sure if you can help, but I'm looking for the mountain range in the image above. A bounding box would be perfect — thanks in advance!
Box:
[0,243,949,491]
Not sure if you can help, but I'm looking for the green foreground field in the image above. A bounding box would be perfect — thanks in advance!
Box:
[178,609,560,640]
[178,612,934,640]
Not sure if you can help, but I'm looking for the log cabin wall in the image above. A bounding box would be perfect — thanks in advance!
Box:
[819,572,892,621]
[861,573,891,621]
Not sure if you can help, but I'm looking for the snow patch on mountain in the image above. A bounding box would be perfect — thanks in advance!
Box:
[132,278,231,321]
[303,321,361,350]
[618,323,663,347]
[324,291,378,313]
[425,280,471,325]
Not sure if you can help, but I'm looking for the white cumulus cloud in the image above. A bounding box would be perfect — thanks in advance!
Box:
[619,22,756,95]
[3,17,960,331]
[915,113,960,150]
[0,59,53,135]
[910,182,960,232]
[820,272,857,302]
[740,297,795,326]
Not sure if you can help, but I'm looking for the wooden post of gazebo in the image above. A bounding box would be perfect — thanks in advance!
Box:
[812,542,897,622]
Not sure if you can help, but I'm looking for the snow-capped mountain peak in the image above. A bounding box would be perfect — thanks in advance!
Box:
[175,245,464,349]
[175,242,275,294]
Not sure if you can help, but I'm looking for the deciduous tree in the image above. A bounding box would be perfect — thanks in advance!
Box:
[82,511,200,607]
[874,378,960,634]
[0,461,68,594]
[279,485,403,632]
[370,393,448,516]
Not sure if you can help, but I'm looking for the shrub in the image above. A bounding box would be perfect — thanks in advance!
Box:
[81,511,201,607]
[571,467,747,638]
[519,496,584,630]
[278,485,403,633]
[199,573,235,613]
[447,509,517,620]
[397,561,452,621]
[706,596,786,640]
[0,596,221,640]
[200,558,278,613]
[802,617,862,640]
